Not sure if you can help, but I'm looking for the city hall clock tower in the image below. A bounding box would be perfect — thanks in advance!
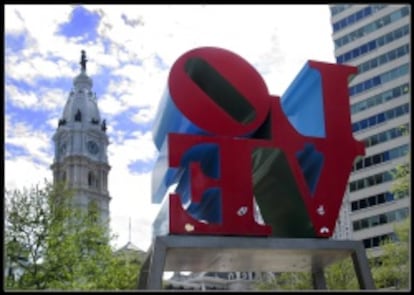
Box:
[51,50,111,224]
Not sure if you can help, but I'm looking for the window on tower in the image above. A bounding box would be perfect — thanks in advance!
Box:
[88,171,95,187]
[75,109,82,122]
[87,171,100,189]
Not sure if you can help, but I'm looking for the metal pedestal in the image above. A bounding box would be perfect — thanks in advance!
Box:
[137,235,375,290]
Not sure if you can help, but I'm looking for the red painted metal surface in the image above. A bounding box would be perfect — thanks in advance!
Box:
[168,47,270,137]
[162,47,364,238]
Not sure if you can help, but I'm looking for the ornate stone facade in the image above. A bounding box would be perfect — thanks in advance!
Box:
[50,50,111,224]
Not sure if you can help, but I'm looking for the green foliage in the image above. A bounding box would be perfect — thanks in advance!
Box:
[371,218,410,290]
[325,257,358,290]
[391,125,410,199]
[5,181,52,289]
[391,162,410,199]
[278,272,313,290]
[373,147,410,289]
[5,180,141,290]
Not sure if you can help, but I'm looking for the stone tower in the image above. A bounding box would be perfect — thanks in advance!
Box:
[50,50,111,224]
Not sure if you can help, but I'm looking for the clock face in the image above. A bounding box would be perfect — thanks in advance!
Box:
[87,140,100,155]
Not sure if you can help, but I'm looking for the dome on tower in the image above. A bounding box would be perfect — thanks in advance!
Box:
[73,71,93,89]
[58,50,104,129]
[61,87,101,125]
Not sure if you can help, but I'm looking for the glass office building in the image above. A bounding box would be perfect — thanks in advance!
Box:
[329,4,410,251]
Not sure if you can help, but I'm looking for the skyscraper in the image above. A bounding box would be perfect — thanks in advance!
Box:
[329,4,410,252]
[50,50,111,224]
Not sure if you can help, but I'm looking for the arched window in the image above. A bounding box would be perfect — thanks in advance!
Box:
[75,109,82,121]
[88,171,95,187]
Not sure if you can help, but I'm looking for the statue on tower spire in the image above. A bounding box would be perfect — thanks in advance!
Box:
[80,50,87,73]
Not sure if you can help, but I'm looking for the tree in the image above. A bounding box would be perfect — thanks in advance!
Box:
[5,180,141,290]
[391,162,409,199]
[370,148,410,290]
[325,257,359,290]
[370,218,410,290]
[390,125,410,200]
[5,182,50,289]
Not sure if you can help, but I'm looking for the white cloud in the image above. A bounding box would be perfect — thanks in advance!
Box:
[5,5,72,54]
[109,171,159,250]
[106,128,126,145]
[5,5,120,83]
[5,50,79,85]
[92,51,121,69]
[131,107,154,124]
[98,94,129,115]
[46,116,60,130]
[5,157,52,191]
[106,77,134,98]
[112,64,143,81]
[108,57,167,110]
[4,5,26,35]
[6,83,69,112]
[108,130,157,167]
[106,128,159,249]
[6,84,39,108]
[39,88,69,110]
[5,4,337,252]
[6,120,53,166]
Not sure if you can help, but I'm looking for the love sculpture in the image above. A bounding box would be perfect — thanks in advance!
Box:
[151,46,365,239]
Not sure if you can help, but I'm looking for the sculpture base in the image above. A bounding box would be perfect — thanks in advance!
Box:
[137,235,375,290]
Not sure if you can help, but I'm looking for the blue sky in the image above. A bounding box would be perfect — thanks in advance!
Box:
[4,4,336,251]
